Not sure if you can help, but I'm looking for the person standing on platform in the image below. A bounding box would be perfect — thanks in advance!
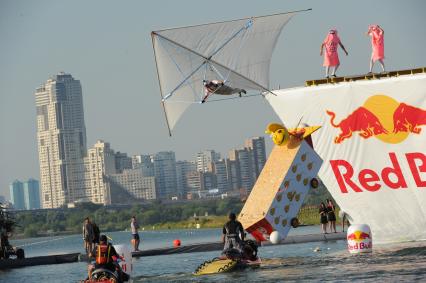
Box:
[83,217,94,254]
[320,29,348,78]
[131,216,140,252]
[319,202,328,234]
[366,24,385,73]
[326,199,337,233]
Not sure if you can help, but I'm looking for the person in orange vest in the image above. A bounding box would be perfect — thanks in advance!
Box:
[88,234,122,280]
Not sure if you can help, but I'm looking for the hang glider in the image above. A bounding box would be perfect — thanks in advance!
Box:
[151,9,311,135]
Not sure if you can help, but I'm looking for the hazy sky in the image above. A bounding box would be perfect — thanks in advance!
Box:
[1,0,425,198]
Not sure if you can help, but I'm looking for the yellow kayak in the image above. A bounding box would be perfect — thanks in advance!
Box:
[193,258,238,275]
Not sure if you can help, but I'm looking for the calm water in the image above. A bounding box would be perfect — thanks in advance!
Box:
[2,226,426,282]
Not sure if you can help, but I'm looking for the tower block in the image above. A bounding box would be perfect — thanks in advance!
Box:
[239,133,323,242]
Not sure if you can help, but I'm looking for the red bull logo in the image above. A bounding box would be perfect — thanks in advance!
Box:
[326,95,426,193]
[330,152,425,193]
[347,230,371,242]
[347,230,372,252]
[326,95,426,144]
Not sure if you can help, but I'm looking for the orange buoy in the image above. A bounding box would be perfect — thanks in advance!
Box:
[173,239,181,247]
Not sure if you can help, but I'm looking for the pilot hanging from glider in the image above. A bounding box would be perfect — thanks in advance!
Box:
[202,80,247,103]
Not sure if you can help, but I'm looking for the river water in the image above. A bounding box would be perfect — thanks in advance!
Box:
[2,226,426,282]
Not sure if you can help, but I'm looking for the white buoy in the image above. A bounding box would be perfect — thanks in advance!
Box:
[269,231,281,244]
[347,224,372,254]
[114,244,133,274]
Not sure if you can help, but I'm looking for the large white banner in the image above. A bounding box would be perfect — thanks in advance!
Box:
[266,74,426,244]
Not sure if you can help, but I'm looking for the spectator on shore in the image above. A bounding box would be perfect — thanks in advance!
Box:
[319,202,328,234]
[326,199,337,233]
[83,217,94,254]
[131,216,140,252]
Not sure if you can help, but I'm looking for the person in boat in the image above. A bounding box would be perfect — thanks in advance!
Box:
[88,234,128,282]
[366,24,385,73]
[320,29,348,78]
[222,212,245,252]
[202,80,247,103]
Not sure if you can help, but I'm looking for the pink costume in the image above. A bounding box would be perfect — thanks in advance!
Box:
[369,25,384,61]
[323,30,341,67]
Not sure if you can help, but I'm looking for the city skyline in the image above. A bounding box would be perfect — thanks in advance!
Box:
[4,72,271,204]
[1,1,426,198]
[24,72,268,206]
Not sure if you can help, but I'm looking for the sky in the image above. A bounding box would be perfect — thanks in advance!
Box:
[1,0,425,198]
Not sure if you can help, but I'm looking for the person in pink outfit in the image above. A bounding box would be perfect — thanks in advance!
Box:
[320,29,348,78]
[367,25,385,73]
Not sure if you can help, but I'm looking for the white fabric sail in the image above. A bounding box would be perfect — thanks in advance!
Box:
[151,11,308,135]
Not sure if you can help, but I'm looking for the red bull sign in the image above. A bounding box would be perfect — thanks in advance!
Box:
[266,73,426,244]
[346,224,372,254]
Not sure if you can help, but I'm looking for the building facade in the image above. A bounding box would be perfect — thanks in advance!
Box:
[176,160,196,197]
[9,180,25,210]
[210,159,229,192]
[23,179,41,209]
[132,155,155,177]
[196,150,220,172]
[245,137,267,179]
[84,140,116,204]
[229,148,255,191]
[9,179,41,210]
[114,152,132,173]
[108,169,156,200]
[225,158,240,190]
[153,151,177,199]
[35,73,87,208]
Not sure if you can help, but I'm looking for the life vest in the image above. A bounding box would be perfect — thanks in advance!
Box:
[96,244,111,265]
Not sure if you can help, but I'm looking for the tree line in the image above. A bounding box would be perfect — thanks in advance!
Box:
[13,184,334,238]
[13,198,244,238]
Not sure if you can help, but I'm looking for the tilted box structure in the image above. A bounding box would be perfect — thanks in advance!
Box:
[239,136,323,242]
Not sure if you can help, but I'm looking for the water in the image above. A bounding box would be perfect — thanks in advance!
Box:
[1,226,426,282]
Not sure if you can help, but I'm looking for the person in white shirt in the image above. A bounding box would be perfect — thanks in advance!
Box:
[130,216,140,251]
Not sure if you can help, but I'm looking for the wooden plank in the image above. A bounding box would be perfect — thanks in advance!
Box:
[305,67,426,86]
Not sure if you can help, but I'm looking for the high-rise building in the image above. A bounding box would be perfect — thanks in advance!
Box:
[210,159,228,192]
[9,179,41,210]
[35,73,87,208]
[176,160,196,197]
[196,150,220,172]
[0,195,5,204]
[23,179,40,209]
[10,180,25,210]
[245,137,267,179]
[84,140,116,204]
[153,151,177,199]
[225,158,240,190]
[229,148,254,191]
[114,152,132,173]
